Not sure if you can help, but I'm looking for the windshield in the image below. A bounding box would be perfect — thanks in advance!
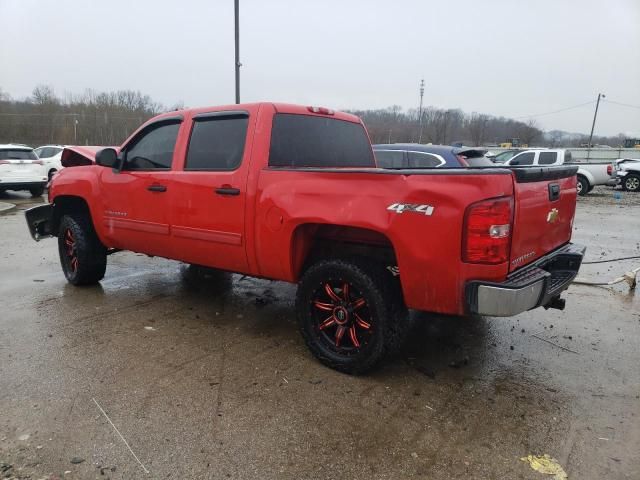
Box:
[0,149,37,160]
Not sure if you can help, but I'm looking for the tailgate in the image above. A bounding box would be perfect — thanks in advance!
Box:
[509,166,578,272]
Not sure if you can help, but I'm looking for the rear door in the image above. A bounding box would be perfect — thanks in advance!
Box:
[169,110,253,273]
[508,166,577,271]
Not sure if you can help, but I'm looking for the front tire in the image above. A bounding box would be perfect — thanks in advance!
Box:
[296,258,409,374]
[623,174,640,192]
[576,175,589,196]
[58,214,107,285]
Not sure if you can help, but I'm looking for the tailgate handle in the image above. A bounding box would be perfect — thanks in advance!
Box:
[548,183,560,201]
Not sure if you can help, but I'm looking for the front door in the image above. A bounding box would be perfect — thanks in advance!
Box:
[99,119,182,257]
[170,111,252,273]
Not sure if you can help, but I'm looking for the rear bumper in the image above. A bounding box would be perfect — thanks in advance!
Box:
[0,181,47,191]
[466,243,586,317]
[25,203,54,241]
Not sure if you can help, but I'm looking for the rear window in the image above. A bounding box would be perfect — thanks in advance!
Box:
[539,152,558,165]
[408,151,444,168]
[0,149,37,160]
[375,150,405,168]
[269,114,375,168]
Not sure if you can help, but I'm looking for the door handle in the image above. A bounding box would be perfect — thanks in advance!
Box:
[147,184,167,192]
[548,183,560,201]
[215,187,240,196]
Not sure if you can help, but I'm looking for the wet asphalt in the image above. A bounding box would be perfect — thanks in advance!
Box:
[0,187,638,480]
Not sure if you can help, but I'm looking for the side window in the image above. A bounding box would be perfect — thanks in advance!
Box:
[124,121,181,170]
[510,152,534,166]
[375,150,405,168]
[185,114,249,170]
[538,152,557,165]
[34,147,45,158]
[407,151,444,168]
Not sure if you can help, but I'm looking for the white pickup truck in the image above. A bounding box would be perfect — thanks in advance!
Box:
[615,158,640,192]
[503,149,615,196]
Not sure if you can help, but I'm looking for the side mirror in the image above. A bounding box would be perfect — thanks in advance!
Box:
[95,148,120,170]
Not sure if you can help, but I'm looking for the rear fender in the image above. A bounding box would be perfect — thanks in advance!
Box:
[576,167,594,185]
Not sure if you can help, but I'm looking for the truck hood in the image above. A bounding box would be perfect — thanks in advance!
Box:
[61,146,118,167]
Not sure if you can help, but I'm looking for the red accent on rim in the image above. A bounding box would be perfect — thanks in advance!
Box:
[349,326,360,347]
[64,228,78,272]
[351,298,366,309]
[324,283,341,303]
[313,301,334,311]
[354,313,371,330]
[312,280,373,351]
[335,326,346,346]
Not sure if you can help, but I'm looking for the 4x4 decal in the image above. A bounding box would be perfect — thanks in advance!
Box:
[387,203,434,216]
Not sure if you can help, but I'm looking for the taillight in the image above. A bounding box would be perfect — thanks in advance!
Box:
[607,164,613,175]
[462,196,513,264]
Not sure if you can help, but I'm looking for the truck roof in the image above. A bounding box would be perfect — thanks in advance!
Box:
[158,102,362,124]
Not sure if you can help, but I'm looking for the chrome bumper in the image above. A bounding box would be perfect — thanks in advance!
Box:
[466,243,586,317]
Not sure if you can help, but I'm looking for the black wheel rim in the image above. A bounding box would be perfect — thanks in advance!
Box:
[63,228,78,273]
[309,279,373,355]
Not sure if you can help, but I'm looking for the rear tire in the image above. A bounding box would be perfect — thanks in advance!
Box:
[48,169,57,181]
[296,258,409,374]
[623,174,640,192]
[58,214,107,285]
[29,186,45,197]
[576,176,589,196]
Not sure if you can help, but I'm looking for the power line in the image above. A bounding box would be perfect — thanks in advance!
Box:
[602,99,640,110]
[512,100,596,120]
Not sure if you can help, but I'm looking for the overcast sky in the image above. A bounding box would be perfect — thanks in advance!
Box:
[1,0,639,136]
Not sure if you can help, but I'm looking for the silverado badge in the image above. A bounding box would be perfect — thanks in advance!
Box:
[547,208,559,223]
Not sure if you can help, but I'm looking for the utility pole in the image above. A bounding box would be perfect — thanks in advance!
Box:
[417,79,425,143]
[234,0,241,104]
[587,93,605,160]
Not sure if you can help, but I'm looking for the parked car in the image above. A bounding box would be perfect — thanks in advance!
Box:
[0,144,48,196]
[503,149,615,195]
[25,103,585,373]
[34,145,66,180]
[373,144,494,168]
[615,158,640,192]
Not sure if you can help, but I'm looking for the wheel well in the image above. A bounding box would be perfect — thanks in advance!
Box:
[51,195,91,236]
[291,224,397,279]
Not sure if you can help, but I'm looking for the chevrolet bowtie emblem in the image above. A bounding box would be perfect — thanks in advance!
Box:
[547,208,559,223]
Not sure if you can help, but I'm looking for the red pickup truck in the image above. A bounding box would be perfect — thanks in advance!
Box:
[26,102,585,373]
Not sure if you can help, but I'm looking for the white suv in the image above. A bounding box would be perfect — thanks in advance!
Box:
[0,144,48,196]
[34,145,66,180]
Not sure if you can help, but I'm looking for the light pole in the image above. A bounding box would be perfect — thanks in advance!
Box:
[234,0,241,104]
[418,79,425,143]
[587,93,605,160]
